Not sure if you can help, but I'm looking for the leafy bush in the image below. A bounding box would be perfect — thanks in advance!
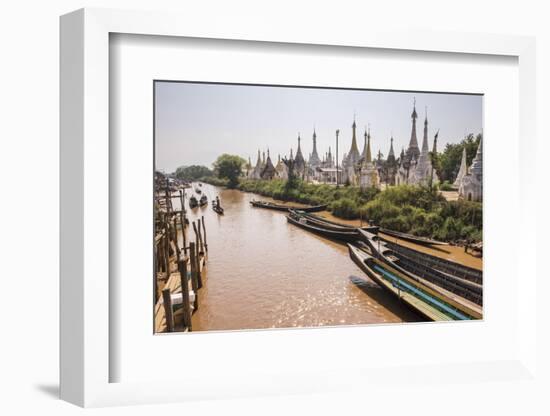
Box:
[234,180,481,243]
[380,215,410,232]
[330,198,360,219]
[439,181,455,191]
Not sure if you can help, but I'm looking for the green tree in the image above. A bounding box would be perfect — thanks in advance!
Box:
[174,165,213,180]
[438,133,481,182]
[213,154,246,188]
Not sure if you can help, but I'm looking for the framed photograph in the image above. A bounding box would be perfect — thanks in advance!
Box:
[152,81,484,335]
[60,8,538,408]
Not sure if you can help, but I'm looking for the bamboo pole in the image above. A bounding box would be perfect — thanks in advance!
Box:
[189,242,199,310]
[197,219,204,255]
[164,218,170,278]
[201,215,208,253]
[179,189,185,214]
[162,288,175,332]
[172,216,180,264]
[154,244,159,302]
[165,180,171,213]
[193,227,203,289]
[195,239,203,289]
[180,210,187,256]
[192,221,200,253]
[159,234,165,273]
[178,258,192,331]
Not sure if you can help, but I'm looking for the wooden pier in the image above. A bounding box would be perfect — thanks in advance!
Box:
[154,178,209,333]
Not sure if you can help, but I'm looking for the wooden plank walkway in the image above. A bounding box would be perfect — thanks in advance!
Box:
[154,254,206,333]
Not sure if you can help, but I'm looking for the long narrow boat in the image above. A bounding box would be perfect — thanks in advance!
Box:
[286,211,360,243]
[300,212,379,233]
[250,200,327,213]
[384,240,482,284]
[348,244,476,321]
[363,228,482,285]
[212,204,224,215]
[358,229,483,307]
[289,210,379,237]
[189,195,199,209]
[379,227,448,246]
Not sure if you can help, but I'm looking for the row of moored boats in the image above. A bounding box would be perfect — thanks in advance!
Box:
[250,199,483,322]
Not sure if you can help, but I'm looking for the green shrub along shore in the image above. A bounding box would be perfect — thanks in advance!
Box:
[201,177,482,243]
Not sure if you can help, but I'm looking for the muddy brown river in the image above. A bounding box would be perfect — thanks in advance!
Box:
[176,183,426,331]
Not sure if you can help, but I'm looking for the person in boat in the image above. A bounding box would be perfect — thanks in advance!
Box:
[216,196,220,208]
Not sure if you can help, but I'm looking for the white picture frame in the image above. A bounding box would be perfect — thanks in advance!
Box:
[60,8,538,408]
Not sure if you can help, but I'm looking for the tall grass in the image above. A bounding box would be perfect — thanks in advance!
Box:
[232,179,481,243]
[361,185,482,242]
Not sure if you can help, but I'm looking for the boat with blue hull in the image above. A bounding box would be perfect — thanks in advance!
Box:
[348,244,478,321]
[358,228,483,307]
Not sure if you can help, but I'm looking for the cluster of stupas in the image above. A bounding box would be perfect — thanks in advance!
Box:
[245,99,482,202]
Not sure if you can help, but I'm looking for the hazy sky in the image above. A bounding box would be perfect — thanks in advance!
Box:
[155,82,482,172]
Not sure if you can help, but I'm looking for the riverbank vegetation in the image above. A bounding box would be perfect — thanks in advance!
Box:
[196,149,482,243]
[235,179,481,242]
[361,185,481,242]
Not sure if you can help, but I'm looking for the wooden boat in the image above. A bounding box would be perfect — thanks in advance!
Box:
[212,204,224,215]
[300,212,379,233]
[465,241,483,257]
[289,210,379,235]
[348,244,475,321]
[199,195,208,206]
[189,195,198,209]
[379,227,448,246]
[380,235,482,285]
[388,241,481,283]
[286,211,361,243]
[250,199,327,213]
[358,229,483,307]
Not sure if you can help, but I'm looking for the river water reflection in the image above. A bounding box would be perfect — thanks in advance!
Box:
[178,183,423,331]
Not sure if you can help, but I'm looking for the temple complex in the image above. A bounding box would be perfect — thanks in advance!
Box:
[458,139,483,202]
[243,100,481,200]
